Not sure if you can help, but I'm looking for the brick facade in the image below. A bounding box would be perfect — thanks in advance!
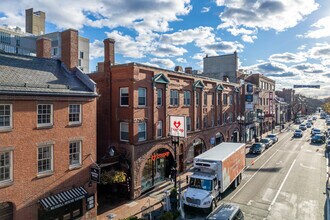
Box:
[61,29,78,70]
[0,96,97,220]
[90,62,241,199]
[36,37,51,58]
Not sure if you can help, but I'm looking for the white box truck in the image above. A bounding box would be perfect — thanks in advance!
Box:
[183,142,246,213]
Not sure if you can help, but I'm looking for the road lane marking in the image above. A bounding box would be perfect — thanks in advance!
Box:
[230,148,280,200]
[268,159,297,211]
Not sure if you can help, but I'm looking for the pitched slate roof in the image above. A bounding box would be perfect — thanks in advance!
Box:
[0,52,97,97]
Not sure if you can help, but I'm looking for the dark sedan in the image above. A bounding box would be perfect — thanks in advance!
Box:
[311,134,326,144]
[249,143,266,154]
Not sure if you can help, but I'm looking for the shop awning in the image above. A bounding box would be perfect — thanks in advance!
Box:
[39,186,88,211]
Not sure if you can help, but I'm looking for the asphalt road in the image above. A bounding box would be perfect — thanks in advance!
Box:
[183,117,327,220]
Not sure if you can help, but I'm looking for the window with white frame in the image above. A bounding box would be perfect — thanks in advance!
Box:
[69,104,81,124]
[204,116,208,128]
[223,113,227,124]
[138,122,146,141]
[0,151,12,183]
[69,141,82,167]
[170,90,179,106]
[229,95,234,105]
[120,122,129,142]
[186,117,191,131]
[38,145,53,174]
[204,93,207,106]
[157,121,163,138]
[223,94,228,105]
[184,91,191,106]
[157,89,163,106]
[0,104,12,130]
[196,92,200,106]
[120,87,129,106]
[37,104,53,127]
[138,88,147,106]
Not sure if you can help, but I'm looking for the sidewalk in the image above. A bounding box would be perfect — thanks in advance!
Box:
[97,172,191,220]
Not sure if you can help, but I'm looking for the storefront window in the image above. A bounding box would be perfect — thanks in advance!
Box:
[185,138,206,169]
[141,149,173,192]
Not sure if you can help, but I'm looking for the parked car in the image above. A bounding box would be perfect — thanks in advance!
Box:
[266,134,278,143]
[308,119,314,125]
[299,124,307,130]
[326,142,330,153]
[313,115,317,120]
[260,138,273,149]
[294,129,303,138]
[311,128,321,135]
[206,203,244,220]
[311,134,326,144]
[306,122,312,128]
[326,119,330,126]
[249,143,266,154]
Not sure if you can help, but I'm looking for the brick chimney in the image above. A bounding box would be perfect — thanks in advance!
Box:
[174,66,183,72]
[185,67,192,74]
[104,38,115,68]
[36,37,51,58]
[61,29,78,70]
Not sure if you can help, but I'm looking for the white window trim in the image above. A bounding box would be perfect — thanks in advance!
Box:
[68,104,82,125]
[157,121,163,138]
[37,104,53,128]
[138,88,147,107]
[0,104,13,131]
[157,89,163,106]
[69,141,82,169]
[120,122,129,142]
[0,149,13,186]
[138,122,147,142]
[170,90,179,106]
[37,145,54,176]
[184,91,191,106]
[120,87,129,107]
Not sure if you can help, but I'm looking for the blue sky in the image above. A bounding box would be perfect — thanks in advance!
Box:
[0,0,329,98]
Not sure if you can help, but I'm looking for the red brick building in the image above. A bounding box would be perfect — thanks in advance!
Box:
[0,30,98,220]
[90,39,242,198]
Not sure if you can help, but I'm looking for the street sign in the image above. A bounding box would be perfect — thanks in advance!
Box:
[246,84,253,93]
[293,85,320,88]
[90,167,100,183]
[170,116,186,138]
[245,102,253,111]
[245,94,253,102]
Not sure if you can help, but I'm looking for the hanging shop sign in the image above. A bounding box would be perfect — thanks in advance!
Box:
[86,194,95,211]
[151,151,170,161]
[170,115,187,138]
[90,167,100,183]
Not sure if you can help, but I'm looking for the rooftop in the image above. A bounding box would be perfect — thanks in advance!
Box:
[0,52,97,97]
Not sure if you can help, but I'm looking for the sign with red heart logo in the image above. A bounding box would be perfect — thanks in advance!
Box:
[170,116,186,138]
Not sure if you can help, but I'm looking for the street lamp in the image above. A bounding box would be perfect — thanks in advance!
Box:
[258,112,265,140]
[171,136,179,189]
[237,115,245,143]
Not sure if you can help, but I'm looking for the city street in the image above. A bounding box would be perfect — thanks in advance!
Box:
[184,118,327,220]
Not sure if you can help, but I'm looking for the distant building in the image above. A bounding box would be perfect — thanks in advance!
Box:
[203,52,239,83]
[0,8,90,72]
[0,37,98,219]
[25,8,45,35]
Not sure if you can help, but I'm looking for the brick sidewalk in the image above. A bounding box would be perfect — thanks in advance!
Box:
[97,172,191,220]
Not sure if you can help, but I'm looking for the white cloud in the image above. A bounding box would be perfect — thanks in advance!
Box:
[89,40,104,60]
[217,0,318,37]
[297,45,307,50]
[176,58,187,63]
[304,16,330,39]
[0,0,192,33]
[192,53,205,60]
[225,27,257,36]
[308,43,330,67]
[151,44,187,57]
[269,52,306,63]
[241,35,257,43]
[201,7,210,13]
[106,31,144,58]
[150,58,175,69]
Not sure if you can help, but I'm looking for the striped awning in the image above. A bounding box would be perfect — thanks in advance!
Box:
[39,186,88,210]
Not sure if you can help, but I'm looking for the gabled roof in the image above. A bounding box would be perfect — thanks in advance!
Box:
[216,84,224,91]
[0,52,97,97]
[193,80,205,90]
[153,73,170,84]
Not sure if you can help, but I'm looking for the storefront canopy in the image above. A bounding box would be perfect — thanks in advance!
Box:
[39,186,88,211]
